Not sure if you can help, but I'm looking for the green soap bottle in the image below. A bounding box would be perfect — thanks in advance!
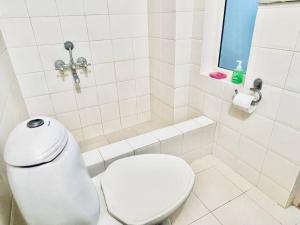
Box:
[231,60,245,84]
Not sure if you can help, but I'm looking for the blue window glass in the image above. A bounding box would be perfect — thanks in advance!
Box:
[218,0,258,71]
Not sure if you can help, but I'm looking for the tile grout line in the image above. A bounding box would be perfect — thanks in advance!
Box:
[243,191,286,225]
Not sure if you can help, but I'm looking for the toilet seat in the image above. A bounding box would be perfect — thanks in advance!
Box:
[101,154,195,225]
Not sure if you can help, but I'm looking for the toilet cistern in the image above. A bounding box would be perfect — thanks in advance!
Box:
[54,41,91,84]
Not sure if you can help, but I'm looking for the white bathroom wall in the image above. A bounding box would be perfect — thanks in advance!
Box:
[148,0,176,123]
[0,0,150,143]
[148,0,205,123]
[173,0,205,122]
[0,31,28,225]
[189,1,300,207]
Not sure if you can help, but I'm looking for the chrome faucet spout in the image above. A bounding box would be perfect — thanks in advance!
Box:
[71,69,80,84]
[54,41,90,85]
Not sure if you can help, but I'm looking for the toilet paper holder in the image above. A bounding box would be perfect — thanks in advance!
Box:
[234,78,263,106]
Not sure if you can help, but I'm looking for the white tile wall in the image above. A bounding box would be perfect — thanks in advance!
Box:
[31,17,63,45]
[247,47,292,88]
[0,31,28,225]
[26,0,58,17]
[188,2,300,207]
[1,18,35,47]
[148,0,205,122]
[270,123,300,166]
[0,0,150,143]
[276,90,300,131]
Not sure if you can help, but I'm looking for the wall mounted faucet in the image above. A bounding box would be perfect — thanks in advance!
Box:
[54,41,91,84]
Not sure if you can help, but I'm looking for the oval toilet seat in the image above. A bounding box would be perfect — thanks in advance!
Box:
[101,154,195,225]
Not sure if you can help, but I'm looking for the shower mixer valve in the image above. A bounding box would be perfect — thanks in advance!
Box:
[54,41,91,84]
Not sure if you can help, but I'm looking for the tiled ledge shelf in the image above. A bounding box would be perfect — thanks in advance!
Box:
[83,116,216,177]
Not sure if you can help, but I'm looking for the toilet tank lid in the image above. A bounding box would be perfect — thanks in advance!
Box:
[4,117,68,167]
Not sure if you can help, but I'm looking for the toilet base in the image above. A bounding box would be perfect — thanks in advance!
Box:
[158,219,171,225]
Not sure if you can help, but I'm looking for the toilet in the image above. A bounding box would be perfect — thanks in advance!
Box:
[4,117,195,225]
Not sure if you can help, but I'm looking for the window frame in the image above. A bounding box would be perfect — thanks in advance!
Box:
[200,0,255,80]
[200,0,230,76]
[217,0,258,72]
[199,0,257,79]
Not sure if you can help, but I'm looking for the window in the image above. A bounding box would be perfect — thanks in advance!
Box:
[218,0,258,71]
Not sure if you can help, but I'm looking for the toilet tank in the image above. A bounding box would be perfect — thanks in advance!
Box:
[4,117,100,225]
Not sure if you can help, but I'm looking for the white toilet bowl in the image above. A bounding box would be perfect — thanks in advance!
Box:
[4,117,194,225]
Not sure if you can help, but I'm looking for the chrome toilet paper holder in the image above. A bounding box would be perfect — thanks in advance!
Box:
[234,78,263,106]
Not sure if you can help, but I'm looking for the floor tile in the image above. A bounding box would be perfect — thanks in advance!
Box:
[190,214,222,225]
[170,193,209,225]
[193,168,242,211]
[247,187,300,225]
[190,155,219,174]
[213,195,281,225]
[215,162,253,192]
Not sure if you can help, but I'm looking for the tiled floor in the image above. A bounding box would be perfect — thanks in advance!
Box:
[11,155,300,225]
[170,155,300,225]
[79,119,169,153]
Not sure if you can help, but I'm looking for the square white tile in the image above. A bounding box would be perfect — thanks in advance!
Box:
[99,140,133,167]
[0,0,28,17]
[9,46,43,74]
[84,0,108,15]
[277,90,300,131]
[97,83,118,105]
[75,86,98,109]
[56,111,81,130]
[60,16,88,42]
[119,98,137,117]
[17,72,48,98]
[137,95,150,113]
[100,102,120,122]
[2,18,35,47]
[79,107,101,127]
[214,195,281,225]
[115,60,135,81]
[170,193,209,225]
[247,187,300,225]
[31,17,63,45]
[26,0,58,17]
[90,40,113,64]
[261,151,300,192]
[112,39,134,61]
[117,80,136,100]
[193,168,242,210]
[56,0,85,15]
[127,132,160,154]
[190,155,219,174]
[25,95,54,116]
[270,122,300,166]
[51,91,77,113]
[86,15,110,41]
[190,214,221,225]
[237,136,266,171]
[94,63,116,85]
[136,78,150,96]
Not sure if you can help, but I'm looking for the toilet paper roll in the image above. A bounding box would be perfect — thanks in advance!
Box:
[233,93,256,113]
